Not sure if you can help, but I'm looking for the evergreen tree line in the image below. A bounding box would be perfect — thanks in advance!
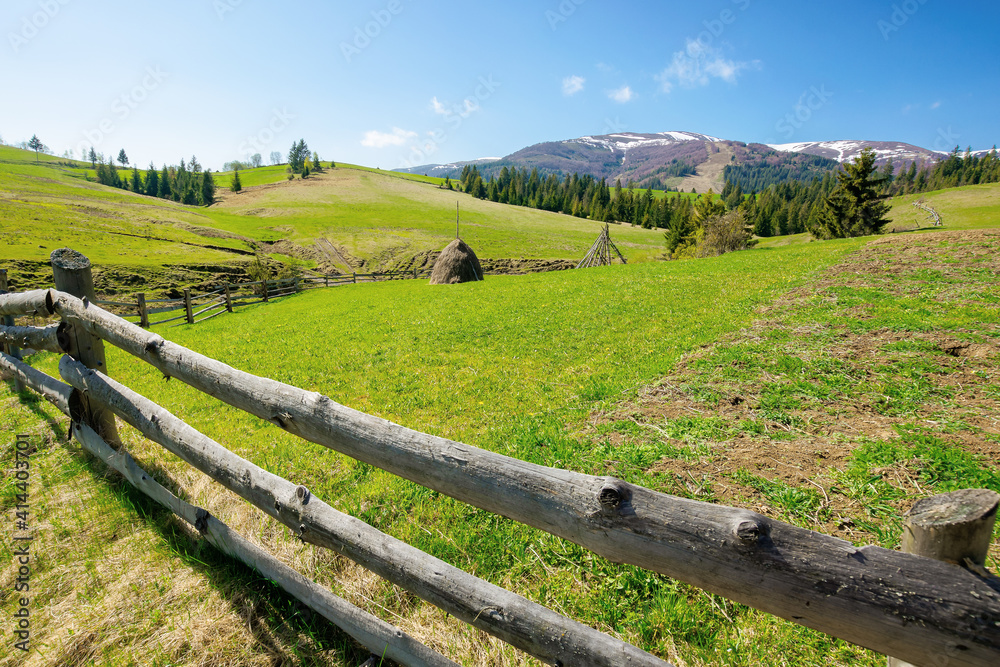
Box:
[455,164,704,229]
[92,154,217,206]
[882,146,1000,196]
[736,146,1000,238]
[723,153,840,192]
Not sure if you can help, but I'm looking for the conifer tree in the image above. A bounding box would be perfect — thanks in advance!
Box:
[27,135,43,162]
[201,169,216,204]
[117,149,129,167]
[145,163,159,197]
[231,168,242,193]
[88,147,97,168]
[817,148,890,238]
[131,166,142,193]
[158,166,172,199]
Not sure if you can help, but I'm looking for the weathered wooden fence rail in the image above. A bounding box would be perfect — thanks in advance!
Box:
[2,250,999,667]
[913,200,943,227]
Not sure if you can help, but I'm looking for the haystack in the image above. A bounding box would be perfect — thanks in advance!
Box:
[429,239,484,285]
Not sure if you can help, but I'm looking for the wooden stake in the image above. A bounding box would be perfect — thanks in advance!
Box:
[888,488,1000,667]
[223,285,233,312]
[49,249,119,446]
[183,288,194,324]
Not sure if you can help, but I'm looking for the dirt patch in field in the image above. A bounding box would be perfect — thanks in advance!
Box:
[587,229,1000,549]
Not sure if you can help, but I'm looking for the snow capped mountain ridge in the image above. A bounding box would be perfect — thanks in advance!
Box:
[767,140,948,166]
[573,131,723,153]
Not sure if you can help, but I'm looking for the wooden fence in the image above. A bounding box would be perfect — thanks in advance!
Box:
[913,200,944,227]
[87,268,435,328]
[2,249,999,667]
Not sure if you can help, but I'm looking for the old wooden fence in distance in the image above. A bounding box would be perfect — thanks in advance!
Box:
[85,267,434,328]
[2,250,999,667]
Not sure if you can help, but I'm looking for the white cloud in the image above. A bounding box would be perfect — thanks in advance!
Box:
[930,100,942,110]
[657,39,759,92]
[430,97,447,115]
[563,75,585,96]
[608,85,634,103]
[361,127,417,148]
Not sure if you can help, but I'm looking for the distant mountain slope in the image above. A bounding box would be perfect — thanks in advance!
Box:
[395,158,501,178]
[766,140,943,167]
[401,132,996,191]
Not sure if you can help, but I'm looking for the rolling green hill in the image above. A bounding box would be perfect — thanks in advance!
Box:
[0,147,668,291]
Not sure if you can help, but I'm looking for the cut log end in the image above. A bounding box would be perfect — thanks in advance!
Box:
[902,488,1000,567]
[907,489,999,528]
[50,248,92,271]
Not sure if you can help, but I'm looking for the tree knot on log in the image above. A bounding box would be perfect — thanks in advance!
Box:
[597,479,634,516]
[473,605,506,623]
[296,524,308,540]
[144,336,165,354]
[295,485,311,505]
[733,517,771,545]
[272,412,294,430]
[195,508,210,535]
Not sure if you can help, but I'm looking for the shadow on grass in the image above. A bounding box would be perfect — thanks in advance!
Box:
[65,438,391,667]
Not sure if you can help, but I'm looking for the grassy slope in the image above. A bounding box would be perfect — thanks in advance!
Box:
[0,147,669,286]
[4,237,868,666]
[756,181,1000,249]
[0,147,257,293]
[204,166,668,268]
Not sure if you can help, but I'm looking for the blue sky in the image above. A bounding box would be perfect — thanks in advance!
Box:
[2,0,997,171]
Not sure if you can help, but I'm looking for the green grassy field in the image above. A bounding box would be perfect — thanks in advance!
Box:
[0,147,670,290]
[2,149,999,665]
[4,237,877,666]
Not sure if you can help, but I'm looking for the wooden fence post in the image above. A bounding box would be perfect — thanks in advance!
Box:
[413,267,417,280]
[262,280,269,302]
[183,289,194,324]
[49,249,120,445]
[223,285,233,312]
[887,488,1000,667]
[352,272,356,284]
[294,276,299,293]
[324,275,329,288]
[0,268,25,392]
[137,293,149,329]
